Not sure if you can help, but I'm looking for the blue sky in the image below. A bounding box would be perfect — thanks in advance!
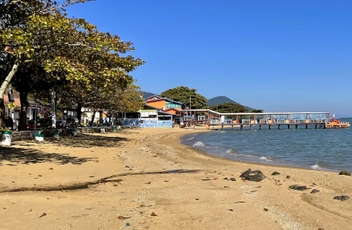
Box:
[67,0,352,116]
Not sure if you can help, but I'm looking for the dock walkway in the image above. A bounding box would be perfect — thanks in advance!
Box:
[180,109,349,130]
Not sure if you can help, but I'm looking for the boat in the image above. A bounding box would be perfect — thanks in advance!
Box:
[325,116,350,129]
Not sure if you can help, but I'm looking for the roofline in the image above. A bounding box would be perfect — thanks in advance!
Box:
[180,109,330,116]
[144,95,184,105]
[157,110,174,115]
[144,94,160,99]
[140,104,175,115]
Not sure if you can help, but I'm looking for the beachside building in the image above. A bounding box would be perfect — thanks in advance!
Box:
[4,89,21,120]
[145,95,184,114]
[3,89,51,129]
[143,95,185,124]
[3,89,21,129]
[122,95,186,128]
[137,104,175,128]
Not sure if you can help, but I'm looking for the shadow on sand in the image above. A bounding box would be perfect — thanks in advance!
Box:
[0,133,129,166]
[47,133,130,148]
[0,147,95,166]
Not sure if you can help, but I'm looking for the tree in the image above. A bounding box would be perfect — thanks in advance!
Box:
[160,86,208,109]
[0,0,90,96]
[0,0,88,128]
[112,83,144,112]
[10,62,51,129]
[84,82,144,125]
[0,0,145,129]
[60,80,144,125]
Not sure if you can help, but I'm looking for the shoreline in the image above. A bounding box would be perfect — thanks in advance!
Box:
[180,127,347,173]
[1,127,352,229]
[175,128,338,173]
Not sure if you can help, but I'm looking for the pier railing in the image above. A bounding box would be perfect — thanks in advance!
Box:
[208,119,329,125]
[181,109,331,126]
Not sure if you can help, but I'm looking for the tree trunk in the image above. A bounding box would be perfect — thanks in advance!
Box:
[0,60,20,129]
[0,60,20,100]
[0,98,6,130]
[90,109,96,126]
[76,103,82,125]
[19,91,29,130]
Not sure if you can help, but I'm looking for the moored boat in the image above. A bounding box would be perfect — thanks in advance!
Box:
[325,117,350,129]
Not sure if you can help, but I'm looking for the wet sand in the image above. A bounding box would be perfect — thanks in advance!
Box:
[1,127,352,229]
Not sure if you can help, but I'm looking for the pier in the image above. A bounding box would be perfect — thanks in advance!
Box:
[180,110,349,130]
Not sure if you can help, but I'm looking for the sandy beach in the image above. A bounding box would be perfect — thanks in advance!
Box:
[1,127,352,230]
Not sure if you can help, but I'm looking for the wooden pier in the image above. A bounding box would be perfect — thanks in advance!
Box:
[215,121,326,130]
[180,110,349,130]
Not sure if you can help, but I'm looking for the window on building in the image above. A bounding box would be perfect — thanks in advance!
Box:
[166,102,181,109]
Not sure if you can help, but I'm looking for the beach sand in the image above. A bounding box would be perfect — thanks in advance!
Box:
[1,127,352,230]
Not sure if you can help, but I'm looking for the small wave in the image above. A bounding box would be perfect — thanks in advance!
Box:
[259,156,273,162]
[193,141,205,147]
[187,137,195,140]
[311,161,324,170]
[226,149,236,154]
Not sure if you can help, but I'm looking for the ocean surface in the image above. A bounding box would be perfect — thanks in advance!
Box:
[180,118,352,172]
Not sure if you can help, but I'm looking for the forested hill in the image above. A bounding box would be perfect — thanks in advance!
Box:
[206,96,238,106]
[207,96,253,111]
[142,91,155,98]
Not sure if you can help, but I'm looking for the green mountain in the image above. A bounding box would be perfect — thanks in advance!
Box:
[207,96,254,111]
[207,96,238,106]
[142,91,156,99]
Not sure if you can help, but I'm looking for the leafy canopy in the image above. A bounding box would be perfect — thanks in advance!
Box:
[160,86,208,109]
[0,0,145,128]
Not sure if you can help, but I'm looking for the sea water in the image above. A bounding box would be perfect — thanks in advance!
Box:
[181,118,352,172]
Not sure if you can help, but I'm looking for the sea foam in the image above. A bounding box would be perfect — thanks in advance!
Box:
[226,149,236,154]
[259,156,273,162]
[193,141,205,147]
[311,162,323,170]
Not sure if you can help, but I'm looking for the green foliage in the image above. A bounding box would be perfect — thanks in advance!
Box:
[75,81,144,112]
[1,0,144,91]
[160,86,208,109]
[0,0,145,129]
[112,84,144,112]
